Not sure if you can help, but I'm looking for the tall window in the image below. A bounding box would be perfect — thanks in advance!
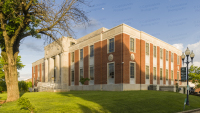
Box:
[90,66,94,80]
[160,48,163,59]
[177,72,179,81]
[171,70,173,80]
[171,53,173,62]
[160,68,163,80]
[71,71,74,83]
[71,52,74,62]
[153,46,156,57]
[80,49,83,60]
[153,67,156,80]
[166,51,168,61]
[90,45,94,57]
[146,65,149,79]
[130,38,134,52]
[146,43,149,55]
[109,38,114,53]
[177,56,180,64]
[130,63,135,78]
[80,69,83,79]
[109,63,114,78]
[166,69,168,80]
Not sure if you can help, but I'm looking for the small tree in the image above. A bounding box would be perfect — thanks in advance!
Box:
[189,65,200,88]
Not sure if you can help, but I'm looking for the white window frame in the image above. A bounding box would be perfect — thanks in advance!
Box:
[79,68,84,85]
[107,38,115,53]
[153,67,157,80]
[160,48,163,59]
[130,37,135,52]
[90,45,94,57]
[171,52,174,62]
[171,70,174,81]
[107,62,115,84]
[145,65,150,79]
[166,69,168,80]
[166,50,168,61]
[160,68,163,80]
[80,49,83,61]
[89,66,94,81]
[129,62,136,78]
[145,42,150,56]
[71,70,75,86]
[153,46,157,58]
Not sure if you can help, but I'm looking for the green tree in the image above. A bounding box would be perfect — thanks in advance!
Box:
[0,0,88,102]
[0,55,25,80]
[188,65,200,88]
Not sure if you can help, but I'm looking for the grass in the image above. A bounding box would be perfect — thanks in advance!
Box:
[0,90,200,113]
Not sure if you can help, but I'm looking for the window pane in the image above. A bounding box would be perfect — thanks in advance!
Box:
[160,49,162,59]
[90,45,94,57]
[153,46,156,57]
[171,71,173,80]
[109,63,114,78]
[90,66,94,80]
[146,43,149,55]
[177,72,179,80]
[146,66,149,79]
[153,67,156,80]
[80,69,83,79]
[171,53,173,62]
[72,71,74,82]
[72,52,74,62]
[166,51,168,61]
[80,49,83,60]
[109,38,114,53]
[130,63,134,78]
[160,68,162,80]
[166,69,168,80]
[130,38,134,52]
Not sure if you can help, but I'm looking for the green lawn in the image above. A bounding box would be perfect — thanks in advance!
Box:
[0,91,200,113]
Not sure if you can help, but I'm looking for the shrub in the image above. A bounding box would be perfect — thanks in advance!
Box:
[79,78,90,85]
[18,97,36,113]
[18,81,28,92]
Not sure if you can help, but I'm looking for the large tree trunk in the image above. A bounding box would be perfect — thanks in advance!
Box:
[2,47,19,102]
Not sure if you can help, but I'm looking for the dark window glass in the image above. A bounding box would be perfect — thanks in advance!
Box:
[130,63,134,78]
[109,63,114,78]
[109,38,114,53]
[90,45,94,57]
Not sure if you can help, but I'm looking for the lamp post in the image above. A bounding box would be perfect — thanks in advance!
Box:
[181,47,195,106]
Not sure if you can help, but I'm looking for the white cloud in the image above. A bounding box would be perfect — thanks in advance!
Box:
[172,43,184,51]
[173,41,200,67]
[18,73,32,81]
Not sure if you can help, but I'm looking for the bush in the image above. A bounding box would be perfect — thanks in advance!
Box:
[18,81,29,92]
[18,97,36,113]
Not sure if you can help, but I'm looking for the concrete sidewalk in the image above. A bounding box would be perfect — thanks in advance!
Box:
[177,108,200,113]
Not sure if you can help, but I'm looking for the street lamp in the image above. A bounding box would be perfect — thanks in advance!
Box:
[181,47,195,106]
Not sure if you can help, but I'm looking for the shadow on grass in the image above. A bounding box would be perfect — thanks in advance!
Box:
[20,91,26,97]
[57,90,200,113]
[77,103,99,113]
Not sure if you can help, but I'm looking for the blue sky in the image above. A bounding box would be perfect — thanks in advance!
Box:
[18,0,200,80]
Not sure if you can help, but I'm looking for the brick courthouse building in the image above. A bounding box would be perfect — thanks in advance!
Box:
[32,24,183,91]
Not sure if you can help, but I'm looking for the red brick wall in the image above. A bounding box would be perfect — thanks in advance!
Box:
[69,53,71,86]
[122,33,129,84]
[157,47,160,84]
[150,43,153,84]
[163,49,166,85]
[169,51,172,85]
[84,46,89,85]
[135,38,141,84]
[32,67,34,87]
[75,50,79,85]
[95,41,103,84]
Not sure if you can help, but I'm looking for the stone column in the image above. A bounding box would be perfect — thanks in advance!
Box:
[55,54,60,83]
[45,59,48,82]
[61,52,69,90]
[48,57,54,82]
